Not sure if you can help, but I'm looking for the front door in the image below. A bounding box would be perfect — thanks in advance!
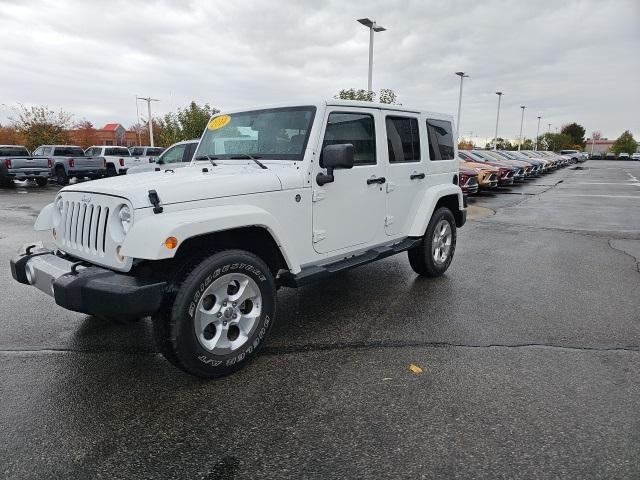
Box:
[312,108,386,254]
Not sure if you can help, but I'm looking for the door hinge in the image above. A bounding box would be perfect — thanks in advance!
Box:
[386,181,397,193]
[384,215,394,226]
[312,189,326,202]
[312,230,327,243]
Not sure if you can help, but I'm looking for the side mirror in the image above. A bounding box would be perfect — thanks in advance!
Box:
[317,144,354,186]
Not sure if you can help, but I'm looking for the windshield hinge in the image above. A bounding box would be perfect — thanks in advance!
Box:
[384,215,394,226]
[148,189,163,214]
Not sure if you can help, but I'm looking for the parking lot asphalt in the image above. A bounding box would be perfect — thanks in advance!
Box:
[1,160,639,479]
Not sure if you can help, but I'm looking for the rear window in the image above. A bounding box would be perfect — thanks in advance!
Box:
[106,147,131,156]
[54,147,84,156]
[130,147,144,156]
[0,147,30,157]
[426,119,455,160]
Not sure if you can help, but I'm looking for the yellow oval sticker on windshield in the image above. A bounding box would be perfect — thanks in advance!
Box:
[208,115,231,130]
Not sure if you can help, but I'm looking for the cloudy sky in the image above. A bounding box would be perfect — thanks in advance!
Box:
[1,0,638,143]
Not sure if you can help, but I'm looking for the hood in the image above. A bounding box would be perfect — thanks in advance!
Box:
[62,163,286,208]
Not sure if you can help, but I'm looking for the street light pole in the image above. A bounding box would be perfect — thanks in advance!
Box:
[590,133,596,156]
[493,92,503,150]
[136,96,160,147]
[548,123,551,134]
[518,105,526,151]
[134,95,141,145]
[535,115,541,151]
[358,18,386,93]
[455,72,469,140]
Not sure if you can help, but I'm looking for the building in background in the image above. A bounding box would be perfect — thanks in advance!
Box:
[69,123,138,148]
[587,139,616,155]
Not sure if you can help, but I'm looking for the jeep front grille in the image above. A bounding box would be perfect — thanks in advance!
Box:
[54,191,133,271]
[59,200,110,254]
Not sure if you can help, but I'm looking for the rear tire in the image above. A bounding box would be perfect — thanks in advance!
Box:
[35,177,48,187]
[408,207,457,277]
[106,164,117,177]
[55,167,69,185]
[153,250,276,378]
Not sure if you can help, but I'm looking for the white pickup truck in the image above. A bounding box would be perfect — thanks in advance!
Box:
[85,146,143,175]
[129,146,165,164]
[11,100,466,378]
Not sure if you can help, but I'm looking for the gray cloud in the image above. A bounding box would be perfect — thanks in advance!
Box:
[1,0,638,141]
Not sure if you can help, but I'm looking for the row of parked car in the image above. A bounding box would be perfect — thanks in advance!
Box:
[0,144,165,187]
[456,149,585,195]
[590,152,640,160]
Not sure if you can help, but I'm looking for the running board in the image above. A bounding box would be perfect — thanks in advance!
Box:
[278,237,422,288]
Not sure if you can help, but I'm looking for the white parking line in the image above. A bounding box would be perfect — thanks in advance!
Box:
[627,172,639,182]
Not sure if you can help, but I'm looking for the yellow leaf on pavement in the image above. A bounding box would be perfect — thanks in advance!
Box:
[409,364,423,374]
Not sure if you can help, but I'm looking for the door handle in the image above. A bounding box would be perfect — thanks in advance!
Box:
[367,176,386,185]
[410,173,425,180]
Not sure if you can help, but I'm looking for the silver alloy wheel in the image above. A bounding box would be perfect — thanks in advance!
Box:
[194,273,262,355]
[432,219,452,265]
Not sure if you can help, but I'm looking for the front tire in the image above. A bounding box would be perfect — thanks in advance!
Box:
[408,207,457,277]
[153,250,276,378]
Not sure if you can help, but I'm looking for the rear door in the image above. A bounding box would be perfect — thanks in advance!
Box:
[382,113,425,236]
[311,107,386,254]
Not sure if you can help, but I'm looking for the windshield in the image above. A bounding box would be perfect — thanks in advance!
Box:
[195,106,316,161]
[0,147,30,157]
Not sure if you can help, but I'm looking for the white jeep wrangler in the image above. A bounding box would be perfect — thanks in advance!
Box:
[11,100,466,378]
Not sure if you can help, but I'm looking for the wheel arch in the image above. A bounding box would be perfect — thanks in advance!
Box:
[407,184,465,237]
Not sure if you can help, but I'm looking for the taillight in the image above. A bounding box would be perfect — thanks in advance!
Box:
[4,159,12,169]
[119,158,125,167]
[68,158,75,168]
[47,159,52,168]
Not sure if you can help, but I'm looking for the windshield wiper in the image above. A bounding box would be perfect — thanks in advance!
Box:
[194,155,219,167]
[229,153,267,169]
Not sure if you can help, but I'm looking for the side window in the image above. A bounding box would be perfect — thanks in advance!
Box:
[426,119,455,160]
[386,116,420,163]
[184,143,197,162]
[33,147,42,156]
[321,112,376,166]
[130,147,143,156]
[160,144,186,164]
[43,147,52,156]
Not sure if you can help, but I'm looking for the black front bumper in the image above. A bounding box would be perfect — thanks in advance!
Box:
[11,248,166,318]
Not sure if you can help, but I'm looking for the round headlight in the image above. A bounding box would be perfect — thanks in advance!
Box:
[118,205,132,234]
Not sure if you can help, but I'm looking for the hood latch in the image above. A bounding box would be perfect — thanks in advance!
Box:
[148,190,163,214]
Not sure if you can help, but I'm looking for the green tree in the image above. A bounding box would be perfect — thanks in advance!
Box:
[611,130,637,155]
[10,104,72,151]
[378,88,399,104]
[484,137,514,150]
[560,122,586,148]
[334,88,399,104]
[335,88,376,102]
[537,132,573,151]
[155,101,219,147]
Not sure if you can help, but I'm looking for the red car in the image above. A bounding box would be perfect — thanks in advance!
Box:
[459,166,479,195]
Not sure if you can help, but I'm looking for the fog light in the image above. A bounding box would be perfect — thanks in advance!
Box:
[116,245,125,262]
[164,236,178,249]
